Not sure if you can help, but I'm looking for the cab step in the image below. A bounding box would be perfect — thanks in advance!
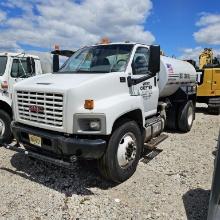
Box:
[144,133,168,150]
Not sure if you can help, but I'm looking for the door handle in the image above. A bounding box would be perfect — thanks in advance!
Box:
[154,76,157,86]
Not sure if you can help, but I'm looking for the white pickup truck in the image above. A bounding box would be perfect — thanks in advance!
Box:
[9,42,197,182]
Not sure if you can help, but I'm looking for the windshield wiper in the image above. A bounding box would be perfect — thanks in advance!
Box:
[56,71,78,73]
[57,69,109,74]
[75,69,91,73]
[20,73,34,78]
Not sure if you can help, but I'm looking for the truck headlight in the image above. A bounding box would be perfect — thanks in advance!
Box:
[89,120,101,131]
[73,114,106,134]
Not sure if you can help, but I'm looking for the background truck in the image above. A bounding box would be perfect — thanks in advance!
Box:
[195,48,220,114]
[0,50,74,144]
[8,42,197,182]
[0,52,51,144]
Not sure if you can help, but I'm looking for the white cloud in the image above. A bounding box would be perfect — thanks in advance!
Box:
[194,13,220,45]
[196,13,220,26]
[0,39,20,51]
[179,47,220,64]
[181,13,220,62]
[0,10,6,22]
[179,47,203,61]
[0,0,155,52]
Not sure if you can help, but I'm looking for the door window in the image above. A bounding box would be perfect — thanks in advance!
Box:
[132,47,151,76]
[11,58,35,78]
[0,56,7,76]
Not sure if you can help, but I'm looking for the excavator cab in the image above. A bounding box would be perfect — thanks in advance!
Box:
[196,48,220,114]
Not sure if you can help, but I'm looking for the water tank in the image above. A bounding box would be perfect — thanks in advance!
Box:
[158,56,197,98]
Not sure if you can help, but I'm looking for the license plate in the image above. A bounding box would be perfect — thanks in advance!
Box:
[29,134,42,147]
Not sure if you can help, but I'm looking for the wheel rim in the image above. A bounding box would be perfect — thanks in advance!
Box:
[117,132,137,168]
[187,106,193,126]
[0,119,5,137]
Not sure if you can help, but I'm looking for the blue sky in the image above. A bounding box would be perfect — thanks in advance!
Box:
[0,0,220,60]
[147,0,220,57]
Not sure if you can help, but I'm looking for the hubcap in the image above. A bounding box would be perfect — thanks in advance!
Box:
[117,132,137,168]
[187,106,193,126]
[0,119,5,137]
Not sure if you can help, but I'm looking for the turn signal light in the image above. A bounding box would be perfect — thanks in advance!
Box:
[84,100,94,110]
[100,37,110,44]
[1,81,8,90]
[54,44,60,50]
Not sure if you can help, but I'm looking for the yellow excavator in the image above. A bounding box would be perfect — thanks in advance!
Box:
[191,48,220,114]
[186,48,220,115]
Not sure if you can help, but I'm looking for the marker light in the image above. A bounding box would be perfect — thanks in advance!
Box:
[54,44,60,50]
[84,100,94,110]
[1,81,8,90]
[100,37,110,44]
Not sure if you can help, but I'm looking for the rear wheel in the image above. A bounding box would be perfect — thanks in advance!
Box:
[98,121,142,183]
[0,110,13,144]
[177,101,194,132]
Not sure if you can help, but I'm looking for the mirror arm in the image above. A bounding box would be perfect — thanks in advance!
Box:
[127,74,152,87]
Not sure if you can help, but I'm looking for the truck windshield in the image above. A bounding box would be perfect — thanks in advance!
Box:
[0,56,7,76]
[58,44,134,73]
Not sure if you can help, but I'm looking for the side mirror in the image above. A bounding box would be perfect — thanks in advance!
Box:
[131,62,136,75]
[53,54,59,72]
[27,57,35,74]
[149,45,160,74]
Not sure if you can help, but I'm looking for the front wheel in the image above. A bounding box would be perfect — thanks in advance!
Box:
[98,120,142,183]
[0,110,13,144]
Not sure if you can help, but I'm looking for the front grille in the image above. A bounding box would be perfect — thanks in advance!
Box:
[17,91,64,127]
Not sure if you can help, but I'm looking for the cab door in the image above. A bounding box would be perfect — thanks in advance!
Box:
[212,68,220,96]
[197,69,212,96]
[129,46,159,117]
[8,57,36,96]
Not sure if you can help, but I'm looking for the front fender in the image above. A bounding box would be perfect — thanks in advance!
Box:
[95,94,144,134]
[0,92,12,107]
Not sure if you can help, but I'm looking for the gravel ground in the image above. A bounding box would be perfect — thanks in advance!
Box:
[0,104,219,220]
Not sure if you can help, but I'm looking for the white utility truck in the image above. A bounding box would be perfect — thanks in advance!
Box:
[8,43,197,182]
[0,50,73,144]
[0,52,53,144]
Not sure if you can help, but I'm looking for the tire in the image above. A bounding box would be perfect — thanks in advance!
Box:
[0,110,13,144]
[177,101,194,132]
[98,120,142,183]
[208,106,220,115]
[165,104,177,130]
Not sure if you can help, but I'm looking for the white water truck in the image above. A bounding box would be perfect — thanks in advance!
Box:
[5,42,197,182]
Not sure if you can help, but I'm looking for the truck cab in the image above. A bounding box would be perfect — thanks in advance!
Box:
[0,53,43,144]
[10,43,197,182]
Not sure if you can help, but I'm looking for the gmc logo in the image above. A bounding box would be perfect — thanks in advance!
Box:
[29,105,44,113]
